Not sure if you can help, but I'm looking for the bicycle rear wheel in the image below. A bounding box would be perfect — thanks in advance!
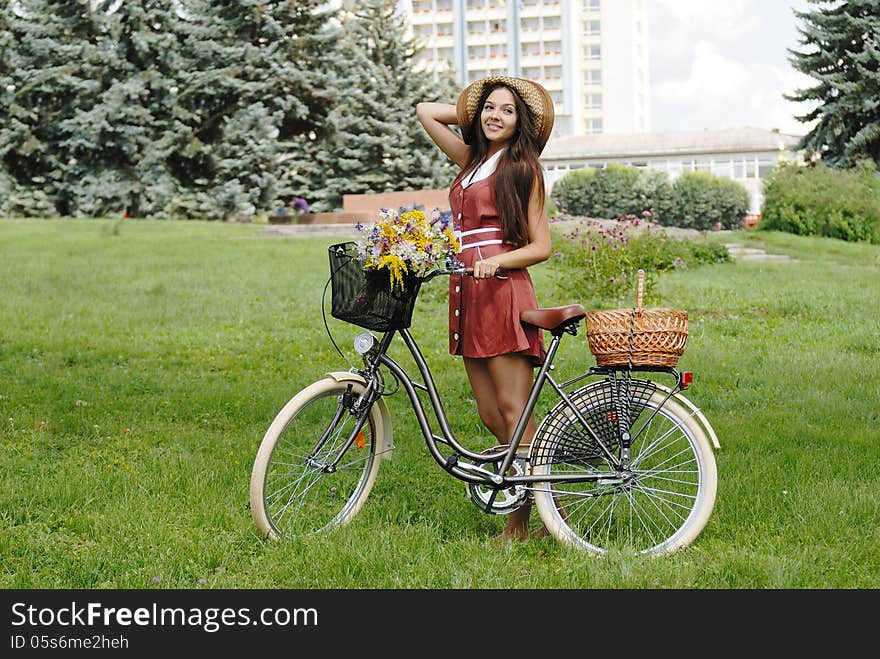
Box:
[531,385,717,556]
[249,378,383,540]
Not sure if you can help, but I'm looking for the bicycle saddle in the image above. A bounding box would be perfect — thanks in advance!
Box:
[521,304,586,332]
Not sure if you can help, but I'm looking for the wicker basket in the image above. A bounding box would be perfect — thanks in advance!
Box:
[585,269,688,368]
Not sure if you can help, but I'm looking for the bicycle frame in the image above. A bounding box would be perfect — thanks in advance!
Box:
[338,319,691,496]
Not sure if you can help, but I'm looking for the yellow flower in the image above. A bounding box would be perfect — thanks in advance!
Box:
[355,206,461,291]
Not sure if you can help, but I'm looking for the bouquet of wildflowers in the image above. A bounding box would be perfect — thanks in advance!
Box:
[355,207,461,291]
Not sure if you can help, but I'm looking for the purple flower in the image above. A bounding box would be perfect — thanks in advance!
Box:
[151,576,159,584]
[293,197,309,213]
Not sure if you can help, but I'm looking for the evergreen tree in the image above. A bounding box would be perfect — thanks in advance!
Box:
[167,0,341,219]
[1,0,139,216]
[786,0,880,167]
[1,0,341,219]
[306,0,458,212]
[69,0,181,218]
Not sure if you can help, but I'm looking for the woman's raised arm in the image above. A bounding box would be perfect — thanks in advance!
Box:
[416,102,470,169]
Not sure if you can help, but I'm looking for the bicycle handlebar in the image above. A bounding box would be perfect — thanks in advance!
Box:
[423,259,506,281]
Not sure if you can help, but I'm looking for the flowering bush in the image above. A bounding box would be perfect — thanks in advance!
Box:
[550,212,729,306]
[355,207,461,291]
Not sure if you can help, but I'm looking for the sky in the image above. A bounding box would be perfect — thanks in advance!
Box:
[646,0,818,136]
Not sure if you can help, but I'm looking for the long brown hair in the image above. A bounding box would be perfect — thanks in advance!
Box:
[455,83,546,247]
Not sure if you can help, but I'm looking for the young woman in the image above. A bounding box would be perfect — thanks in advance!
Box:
[417,76,555,542]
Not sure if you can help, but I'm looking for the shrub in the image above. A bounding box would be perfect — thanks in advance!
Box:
[589,164,642,219]
[549,167,596,216]
[549,216,730,306]
[666,172,750,230]
[761,161,880,243]
[549,164,674,222]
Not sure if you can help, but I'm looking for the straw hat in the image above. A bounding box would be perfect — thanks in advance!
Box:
[456,75,555,151]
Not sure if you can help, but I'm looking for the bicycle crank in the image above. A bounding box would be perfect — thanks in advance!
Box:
[466,447,530,515]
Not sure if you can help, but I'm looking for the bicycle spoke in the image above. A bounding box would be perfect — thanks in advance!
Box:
[250,381,382,539]
[531,382,716,555]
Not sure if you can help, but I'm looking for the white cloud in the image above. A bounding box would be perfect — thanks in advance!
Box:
[648,0,818,134]
[654,42,753,128]
[652,0,762,37]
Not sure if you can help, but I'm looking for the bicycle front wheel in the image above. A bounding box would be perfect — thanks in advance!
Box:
[249,378,384,540]
[532,388,717,556]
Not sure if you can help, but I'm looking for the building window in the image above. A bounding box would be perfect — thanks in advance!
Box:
[584,68,601,84]
[585,93,602,109]
[712,160,732,178]
[584,20,600,37]
[758,159,776,178]
[583,0,600,10]
[586,44,601,60]
[586,118,603,134]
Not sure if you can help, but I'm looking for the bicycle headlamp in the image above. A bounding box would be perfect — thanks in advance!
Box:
[353,331,377,355]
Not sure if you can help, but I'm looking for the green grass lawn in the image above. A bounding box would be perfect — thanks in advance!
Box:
[1,217,878,588]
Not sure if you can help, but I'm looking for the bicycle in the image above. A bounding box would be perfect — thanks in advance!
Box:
[249,241,720,556]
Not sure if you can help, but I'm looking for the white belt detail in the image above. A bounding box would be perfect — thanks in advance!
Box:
[455,227,501,238]
[456,227,502,251]
[460,239,502,250]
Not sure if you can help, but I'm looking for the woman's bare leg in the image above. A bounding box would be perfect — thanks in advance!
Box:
[465,354,541,542]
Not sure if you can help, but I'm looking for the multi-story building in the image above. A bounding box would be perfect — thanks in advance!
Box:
[404,0,650,138]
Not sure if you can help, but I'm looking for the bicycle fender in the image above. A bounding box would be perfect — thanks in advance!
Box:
[326,371,395,460]
[654,384,721,450]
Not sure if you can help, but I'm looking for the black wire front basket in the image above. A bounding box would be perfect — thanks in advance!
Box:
[328,242,422,332]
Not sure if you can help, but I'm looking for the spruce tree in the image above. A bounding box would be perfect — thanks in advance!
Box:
[307,0,458,212]
[162,0,341,219]
[1,0,139,217]
[1,0,342,219]
[786,0,880,167]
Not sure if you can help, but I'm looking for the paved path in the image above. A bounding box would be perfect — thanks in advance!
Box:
[723,242,794,262]
[259,224,358,238]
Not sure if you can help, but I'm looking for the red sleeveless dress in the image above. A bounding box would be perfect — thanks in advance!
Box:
[448,174,546,366]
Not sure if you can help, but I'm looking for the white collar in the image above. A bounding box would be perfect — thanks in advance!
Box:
[461,148,505,189]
